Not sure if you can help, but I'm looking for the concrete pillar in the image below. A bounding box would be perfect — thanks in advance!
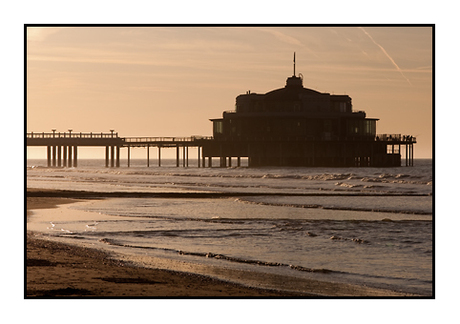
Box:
[73,146,78,167]
[52,146,57,167]
[127,146,130,167]
[208,156,212,168]
[176,146,180,167]
[47,146,51,167]
[57,146,62,167]
[405,144,408,166]
[111,146,115,168]
[219,145,224,168]
[228,156,232,167]
[158,146,161,167]
[68,146,72,167]
[105,146,109,168]
[237,157,241,167]
[116,146,120,167]
[183,146,186,167]
[147,145,150,167]
[63,146,67,167]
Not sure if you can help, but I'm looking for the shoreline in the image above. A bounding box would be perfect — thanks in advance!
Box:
[26,188,423,297]
[26,192,303,297]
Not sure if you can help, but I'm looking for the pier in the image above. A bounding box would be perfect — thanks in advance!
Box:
[26,130,415,168]
[26,131,212,168]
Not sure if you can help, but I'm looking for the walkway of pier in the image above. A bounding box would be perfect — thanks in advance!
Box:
[26,131,213,168]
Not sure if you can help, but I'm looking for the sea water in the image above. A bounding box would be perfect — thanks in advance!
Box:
[26,158,433,296]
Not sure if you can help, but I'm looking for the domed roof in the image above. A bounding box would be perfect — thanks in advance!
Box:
[264,76,323,101]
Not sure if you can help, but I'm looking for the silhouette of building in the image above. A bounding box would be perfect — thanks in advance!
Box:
[202,55,415,167]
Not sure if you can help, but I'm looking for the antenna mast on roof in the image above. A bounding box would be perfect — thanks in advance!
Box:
[293,52,296,76]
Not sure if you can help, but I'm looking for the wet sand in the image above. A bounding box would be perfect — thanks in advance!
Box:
[26,189,417,297]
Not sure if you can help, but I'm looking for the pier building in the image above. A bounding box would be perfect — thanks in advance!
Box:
[202,56,416,167]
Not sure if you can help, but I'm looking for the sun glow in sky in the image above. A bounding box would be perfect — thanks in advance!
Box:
[26,26,432,158]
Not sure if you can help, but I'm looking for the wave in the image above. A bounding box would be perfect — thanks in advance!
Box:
[32,165,431,183]
[235,198,433,215]
[97,237,430,286]
[98,238,339,273]
[126,171,431,185]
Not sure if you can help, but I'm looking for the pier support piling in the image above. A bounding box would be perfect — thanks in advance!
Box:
[52,146,57,167]
[158,146,161,167]
[63,146,67,167]
[110,146,115,168]
[183,146,186,167]
[176,146,180,167]
[68,146,72,167]
[105,146,109,168]
[73,146,78,167]
[57,146,61,167]
[147,145,150,167]
[47,146,51,167]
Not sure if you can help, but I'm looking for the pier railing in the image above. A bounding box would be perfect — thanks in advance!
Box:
[27,132,213,143]
[376,134,416,143]
[124,136,213,143]
[27,132,119,139]
[28,131,413,143]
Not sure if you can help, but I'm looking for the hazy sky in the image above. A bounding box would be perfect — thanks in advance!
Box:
[26,26,432,158]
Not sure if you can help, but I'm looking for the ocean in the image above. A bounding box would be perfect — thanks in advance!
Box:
[26,158,433,296]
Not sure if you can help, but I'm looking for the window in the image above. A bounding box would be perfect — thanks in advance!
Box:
[364,120,376,136]
[213,120,223,135]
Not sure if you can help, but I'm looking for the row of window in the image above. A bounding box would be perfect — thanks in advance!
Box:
[235,101,351,113]
[213,118,376,137]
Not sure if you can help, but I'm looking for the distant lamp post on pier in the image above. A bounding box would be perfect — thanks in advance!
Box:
[52,129,56,137]
[110,129,115,138]
[68,129,72,137]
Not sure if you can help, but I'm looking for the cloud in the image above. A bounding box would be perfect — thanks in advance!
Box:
[27,27,61,42]
[359,27,412,85]
[259,28,304,47]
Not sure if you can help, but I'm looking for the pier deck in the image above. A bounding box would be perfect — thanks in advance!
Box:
[26,131,415,168]
[27,131,212,168]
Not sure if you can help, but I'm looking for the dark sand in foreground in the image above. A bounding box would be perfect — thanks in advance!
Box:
[26,189,418,297]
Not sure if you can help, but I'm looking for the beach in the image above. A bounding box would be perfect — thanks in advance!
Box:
[27,194,298,297]
[26,189,422,297]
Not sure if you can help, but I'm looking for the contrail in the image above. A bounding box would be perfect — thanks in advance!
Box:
[359,27,412,85]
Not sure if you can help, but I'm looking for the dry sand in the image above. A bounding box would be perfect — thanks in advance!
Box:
[26,189,417,298]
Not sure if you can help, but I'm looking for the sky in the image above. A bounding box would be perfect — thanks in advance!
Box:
[11,3,458,320]
[26,26,433,159]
